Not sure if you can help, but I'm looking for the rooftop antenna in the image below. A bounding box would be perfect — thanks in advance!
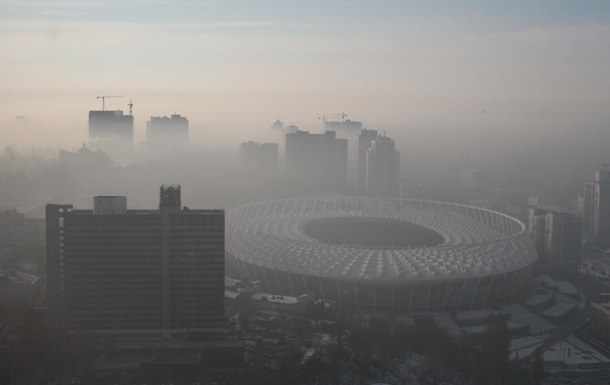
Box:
[96,95,123,111]
[128,99,134,115]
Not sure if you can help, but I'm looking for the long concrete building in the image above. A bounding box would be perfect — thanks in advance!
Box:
[46,185,225,338]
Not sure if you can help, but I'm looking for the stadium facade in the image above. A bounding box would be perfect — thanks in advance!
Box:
[226,196,537,313]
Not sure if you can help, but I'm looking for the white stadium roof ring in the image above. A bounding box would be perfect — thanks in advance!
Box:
[226,196,537,313]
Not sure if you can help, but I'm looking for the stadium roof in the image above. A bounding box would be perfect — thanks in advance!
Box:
[227,196,537,283]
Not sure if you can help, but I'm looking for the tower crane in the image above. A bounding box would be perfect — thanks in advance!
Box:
[317,112,348,130]
[96,95,123,111]
[127,99,134,115]
[318,112,348,123]
[330,112,347,123]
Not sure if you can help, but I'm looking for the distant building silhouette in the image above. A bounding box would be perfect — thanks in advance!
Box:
[58,143,114,167]
[353,129,378,194]
[324,118,362,141]
[578,181,594,234]
[365,136,400,197]
[284,124,299,135]
[285,130,347,193]
[147,114,189,147]
[326,118,363,188]
[240,141,278,174]
[528,206,581,270]
[270,119,284,132]
[140,114,189,159]
[88,110,133,141]
[583,167,610,249]
[270,120,286,167]
[528,207,547,263]
[352,130,400,197]
[88,109,134,164]
[46,185,225,338]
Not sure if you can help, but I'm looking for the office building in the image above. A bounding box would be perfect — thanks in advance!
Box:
[285,130,348,193]
[365,135,400,198]
[528,206,581,270]
[46,185,225,337]
[239,141,279,173]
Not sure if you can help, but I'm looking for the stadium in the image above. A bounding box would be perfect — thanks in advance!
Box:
[226,196,537,313]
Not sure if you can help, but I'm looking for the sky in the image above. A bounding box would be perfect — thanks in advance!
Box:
[1,0,610,150]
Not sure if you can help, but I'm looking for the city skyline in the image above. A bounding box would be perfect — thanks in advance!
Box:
[4,2,610,383]
[2,1,610,153]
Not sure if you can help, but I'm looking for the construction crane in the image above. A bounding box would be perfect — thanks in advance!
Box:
[96,95,123,111]
[330,112,347,123]
[127,99,134,115]
[317,112,348,130]
[318,112,347,123]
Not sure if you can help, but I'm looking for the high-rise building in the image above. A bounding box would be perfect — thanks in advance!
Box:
[365,135,400,198]
[88,110,134,141]
[545,210,581,270]
[528,207,547,263]
[592,167,610,249]
[88,110,134,164]
[579,181,594,234]
[285,130,348,193]
[324,119,362,141]
[240,141,279,173]
[590,300,610,345]
[326,118,363,188]
[528,206,581,270]
[353,129,378,194]
[46,185,225,337]
[146,114,189,147]
[140,114,189,159]
[270,120,286,168]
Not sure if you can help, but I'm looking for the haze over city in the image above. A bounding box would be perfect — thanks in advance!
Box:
[3,1,610,385]
[3,1,610,150]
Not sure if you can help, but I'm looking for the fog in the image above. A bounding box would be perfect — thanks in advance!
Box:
[2,91,609,214]
[3,1,610,384]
